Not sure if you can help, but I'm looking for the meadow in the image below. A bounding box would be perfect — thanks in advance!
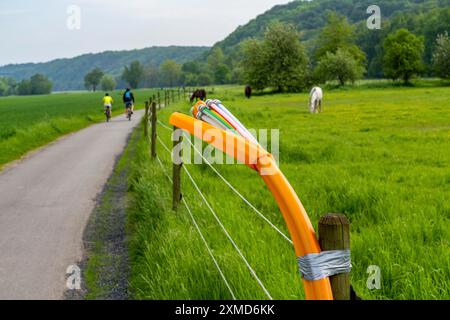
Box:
[127,85,450,300]
[0,89,156,169]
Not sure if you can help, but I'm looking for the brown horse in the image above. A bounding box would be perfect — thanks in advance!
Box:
[245,85,252,99]
[190,89,207,103]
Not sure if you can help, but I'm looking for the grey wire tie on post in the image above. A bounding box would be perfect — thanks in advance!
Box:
[298,249,352,281]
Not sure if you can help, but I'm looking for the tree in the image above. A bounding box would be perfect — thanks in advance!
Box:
[383,29,424,84]
[198,73,213,86]
[241,22,309,92]
[29,74,52,94]
[214,63,231,84]
[181,61,200,86]
[264,23,309,92]
[315,13,365,64]
[241,39,269,90]
[0,78,8,96]
[207,48,231,84]
[207,48,225,70]
[122,60,144,89]
[15,74,52,95]
[160,60,182,87]
[182,61,201,74]
[0,77,14,96]
[17,79,32,95]
[315,48,365,85]
[433,32,450,79]
[100,75,117,91]
[143,65,160,88]
[182,73,198,86]
[84,68,104,91]
[5,77,16,95]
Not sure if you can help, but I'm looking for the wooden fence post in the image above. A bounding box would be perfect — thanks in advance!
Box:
[144,101,149,137]
[172,126,183,210]
[158,91,161,109]
[151,101,157,159]
[318,213,351,300]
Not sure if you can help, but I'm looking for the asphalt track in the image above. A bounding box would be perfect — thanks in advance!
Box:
[0,111,143,299]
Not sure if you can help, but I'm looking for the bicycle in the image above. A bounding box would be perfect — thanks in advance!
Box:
[105,106,112,122]
[125,102,133,121]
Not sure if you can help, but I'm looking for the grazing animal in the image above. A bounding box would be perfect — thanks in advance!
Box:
[309,87,323,113]
[190,89,207,103]
[245,85,252,99]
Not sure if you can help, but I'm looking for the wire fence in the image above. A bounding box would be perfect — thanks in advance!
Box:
[155,154,237,300]
[145,95,292,300]
[157,120,292,245]
[143,92,355,301]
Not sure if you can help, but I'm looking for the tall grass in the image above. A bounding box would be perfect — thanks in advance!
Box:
[127,85,449,300]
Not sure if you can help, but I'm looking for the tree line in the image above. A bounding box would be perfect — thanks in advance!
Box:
[83,52,233,92]
[2,3,449,95]
[83,14,450,93]
[239,14,450,92]
[0,74,52,96]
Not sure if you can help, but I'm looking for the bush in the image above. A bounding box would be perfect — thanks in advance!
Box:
[14,74,52,96]
[29,74,52,95]
[315,48,365,86]
[101,75,117,91]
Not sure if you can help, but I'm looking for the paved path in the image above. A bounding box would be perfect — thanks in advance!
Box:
[0,111,143,300]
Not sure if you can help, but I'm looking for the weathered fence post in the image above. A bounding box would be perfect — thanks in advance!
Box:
[144,101,149,137]
[151,101,157,158]
[172,126,183,210]
[318,213,351,300]
[158,91,161,109]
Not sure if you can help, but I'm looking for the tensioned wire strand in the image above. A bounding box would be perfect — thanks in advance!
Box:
[157,119,173,131]
[181,164,273,300]
[155,154,237,300]
[184,137,293,245]
[157,137,273,300]
[157,119,293,245]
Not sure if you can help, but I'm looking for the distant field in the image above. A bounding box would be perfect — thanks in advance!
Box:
[126,85,450,300]
[0,89,156,168]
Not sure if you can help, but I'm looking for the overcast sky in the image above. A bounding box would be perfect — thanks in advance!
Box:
[0,0,293,66]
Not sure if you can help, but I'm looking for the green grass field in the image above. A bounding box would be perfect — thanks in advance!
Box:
[127,85,450,300]
[0,89,156,169]
[1,83,448,300]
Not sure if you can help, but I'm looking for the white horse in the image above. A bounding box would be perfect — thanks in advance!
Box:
[309,87,323,113]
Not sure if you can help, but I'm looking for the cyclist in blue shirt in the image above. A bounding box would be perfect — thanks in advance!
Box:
[122,88,135,115]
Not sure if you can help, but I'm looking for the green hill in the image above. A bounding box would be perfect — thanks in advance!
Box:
[0,46,210,91]
[213,0,450,77]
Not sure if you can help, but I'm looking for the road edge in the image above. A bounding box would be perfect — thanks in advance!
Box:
[64,123,142,300]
